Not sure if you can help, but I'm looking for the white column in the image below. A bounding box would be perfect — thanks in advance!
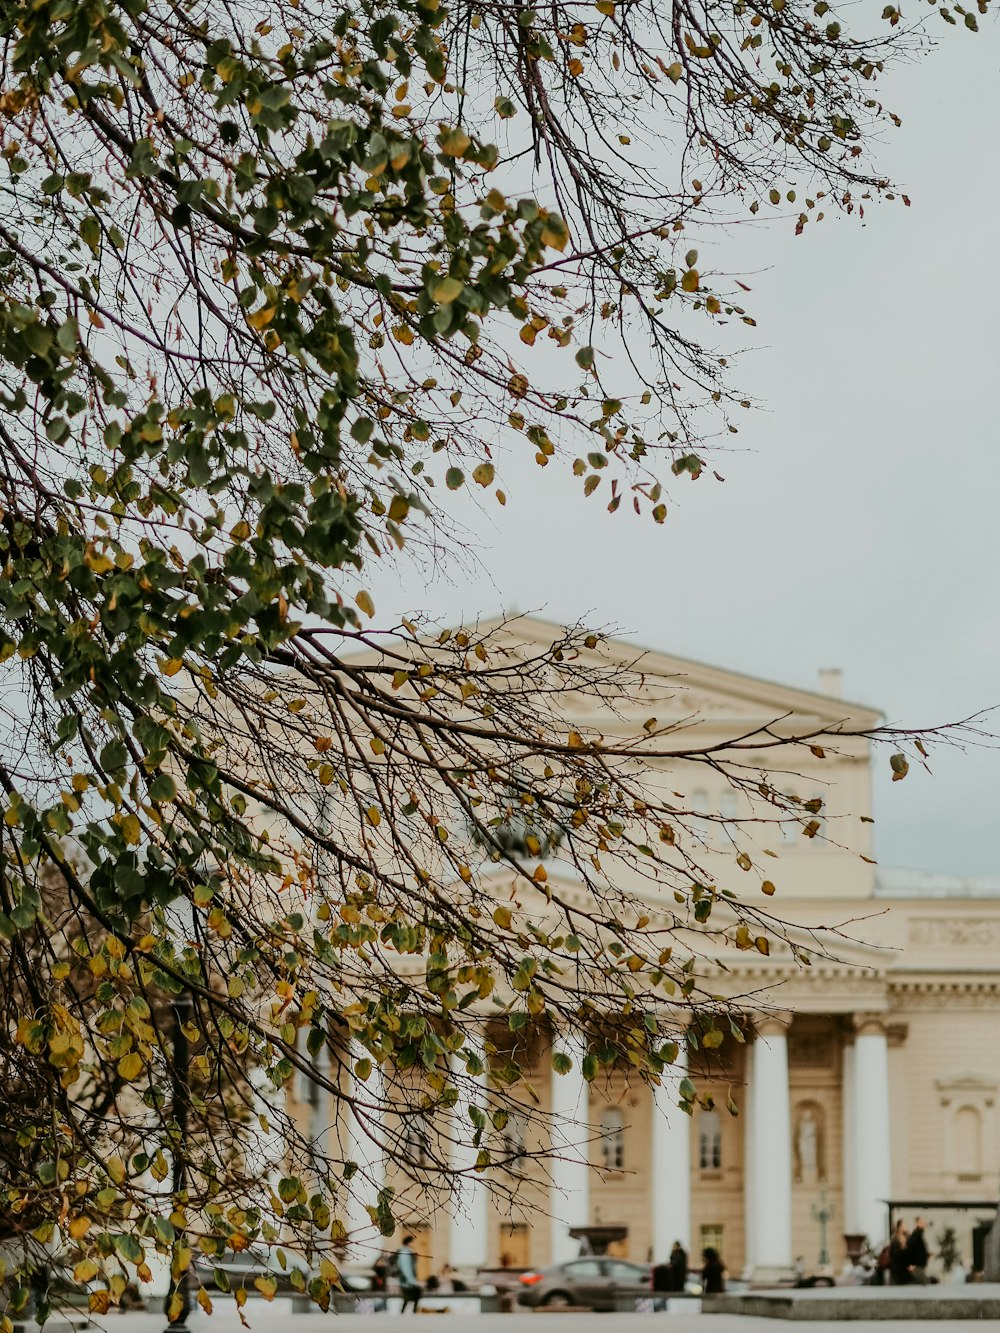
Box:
[747,1017,793,1275]
[652,1040,691,1261]
[841,1038,858,1235]
[743,1039,757,1274]
[550,1032,590,1264]
[346,1042,385,1262]
[851,1016,892,1248]
[248,1064,286,1230]
[450,1034,490,1275]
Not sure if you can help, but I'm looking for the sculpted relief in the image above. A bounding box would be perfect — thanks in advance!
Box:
[908,918,1000,949]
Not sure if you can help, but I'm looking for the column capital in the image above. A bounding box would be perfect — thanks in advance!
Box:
[852,1012,889,1038]
[753,1011,793,1038]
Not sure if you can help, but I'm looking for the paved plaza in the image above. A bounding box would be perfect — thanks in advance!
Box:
[44,1302,1000,1333]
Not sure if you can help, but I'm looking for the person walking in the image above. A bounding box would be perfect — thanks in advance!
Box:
[396,1236,423,1314]
[888,1219,910,1285]
[668,1242,689,1293]
[906,1216,930,1284]
[701,1247,726,1295]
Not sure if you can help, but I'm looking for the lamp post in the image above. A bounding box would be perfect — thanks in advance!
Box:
[164,989,194,1333]
[812,1191,834,1269]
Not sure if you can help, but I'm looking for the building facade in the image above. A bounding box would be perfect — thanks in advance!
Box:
[291,621,1000,1281]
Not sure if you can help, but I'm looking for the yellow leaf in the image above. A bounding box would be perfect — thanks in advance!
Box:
[366,806,381,826]
[595,0,616,12]
[84,545,114,575]
[567,57,584,76]
[88,1291,111,1315]
[117,1052,143,1080]
[247,305,276,331]
[439,127,471,157]
[432,276,464,304]
[761,880,776,896]
[197,1288,213,1315]
[68,1216,91,1240]
[355,590,375,618]
[681,268,700,292]
[161,658,183,676]
[393,324,414,345]
[74,1259,100,1282]
[254,1275,278,1300]
[493,906,512,929]
[120,814,141,845]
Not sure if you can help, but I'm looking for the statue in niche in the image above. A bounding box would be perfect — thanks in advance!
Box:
[794,1106,825,1184]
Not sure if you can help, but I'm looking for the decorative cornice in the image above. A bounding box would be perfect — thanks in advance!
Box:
[888,977,1000,1009]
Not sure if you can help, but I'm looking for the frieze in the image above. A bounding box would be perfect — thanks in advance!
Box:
[908,917,1000,949]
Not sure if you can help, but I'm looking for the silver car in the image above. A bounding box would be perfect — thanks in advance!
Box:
[517,1257,650,1310]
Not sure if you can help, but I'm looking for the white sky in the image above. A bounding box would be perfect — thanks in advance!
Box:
[363,28,1000,876]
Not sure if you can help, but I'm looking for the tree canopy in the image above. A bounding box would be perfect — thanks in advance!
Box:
[0,0,990,1319]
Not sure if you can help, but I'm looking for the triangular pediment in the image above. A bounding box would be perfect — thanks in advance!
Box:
[472,613,882,733]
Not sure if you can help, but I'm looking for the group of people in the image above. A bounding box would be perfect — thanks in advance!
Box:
[882,1216,931,1285]
[652,1241,726,1296]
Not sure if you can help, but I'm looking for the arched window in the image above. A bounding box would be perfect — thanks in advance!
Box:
[600,1107,625,1171]
[690,789,711,843]
[403,1114,431,1169]
[502,1111,528,1174]
[699,1109,722,1170]
[719,791,739,823]
[955,1105,983,1177]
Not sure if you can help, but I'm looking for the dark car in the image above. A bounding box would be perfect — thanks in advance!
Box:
[517,1257,650,1310]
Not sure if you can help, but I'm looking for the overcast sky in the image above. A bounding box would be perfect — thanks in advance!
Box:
[365,28,1000,876]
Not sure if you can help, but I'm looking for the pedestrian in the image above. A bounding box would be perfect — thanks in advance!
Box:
[372,1250,390,1311]
[888,1219,910,1285]
[668,1241,688,1293]
[651,1256,672,1309]
[396,1235,423,1314]
[906,1216,930,1284]
[701,1246,726,1295]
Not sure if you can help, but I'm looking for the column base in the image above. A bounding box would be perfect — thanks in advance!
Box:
[750,1264,798,1286]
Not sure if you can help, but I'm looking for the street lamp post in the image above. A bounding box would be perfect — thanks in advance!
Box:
[164,990,194,1333]
[812,1191,834,1269]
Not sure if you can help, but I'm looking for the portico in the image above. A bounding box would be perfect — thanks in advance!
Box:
[286,624,1000,1283]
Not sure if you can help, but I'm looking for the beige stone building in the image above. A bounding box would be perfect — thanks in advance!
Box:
[291,619,1000,1282]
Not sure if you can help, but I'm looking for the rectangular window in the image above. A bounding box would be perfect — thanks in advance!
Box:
[699,1224,724,1253]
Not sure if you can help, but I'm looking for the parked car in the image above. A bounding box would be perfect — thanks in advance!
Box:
[517,1257,651,1310]
[192,1244,312,1293]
